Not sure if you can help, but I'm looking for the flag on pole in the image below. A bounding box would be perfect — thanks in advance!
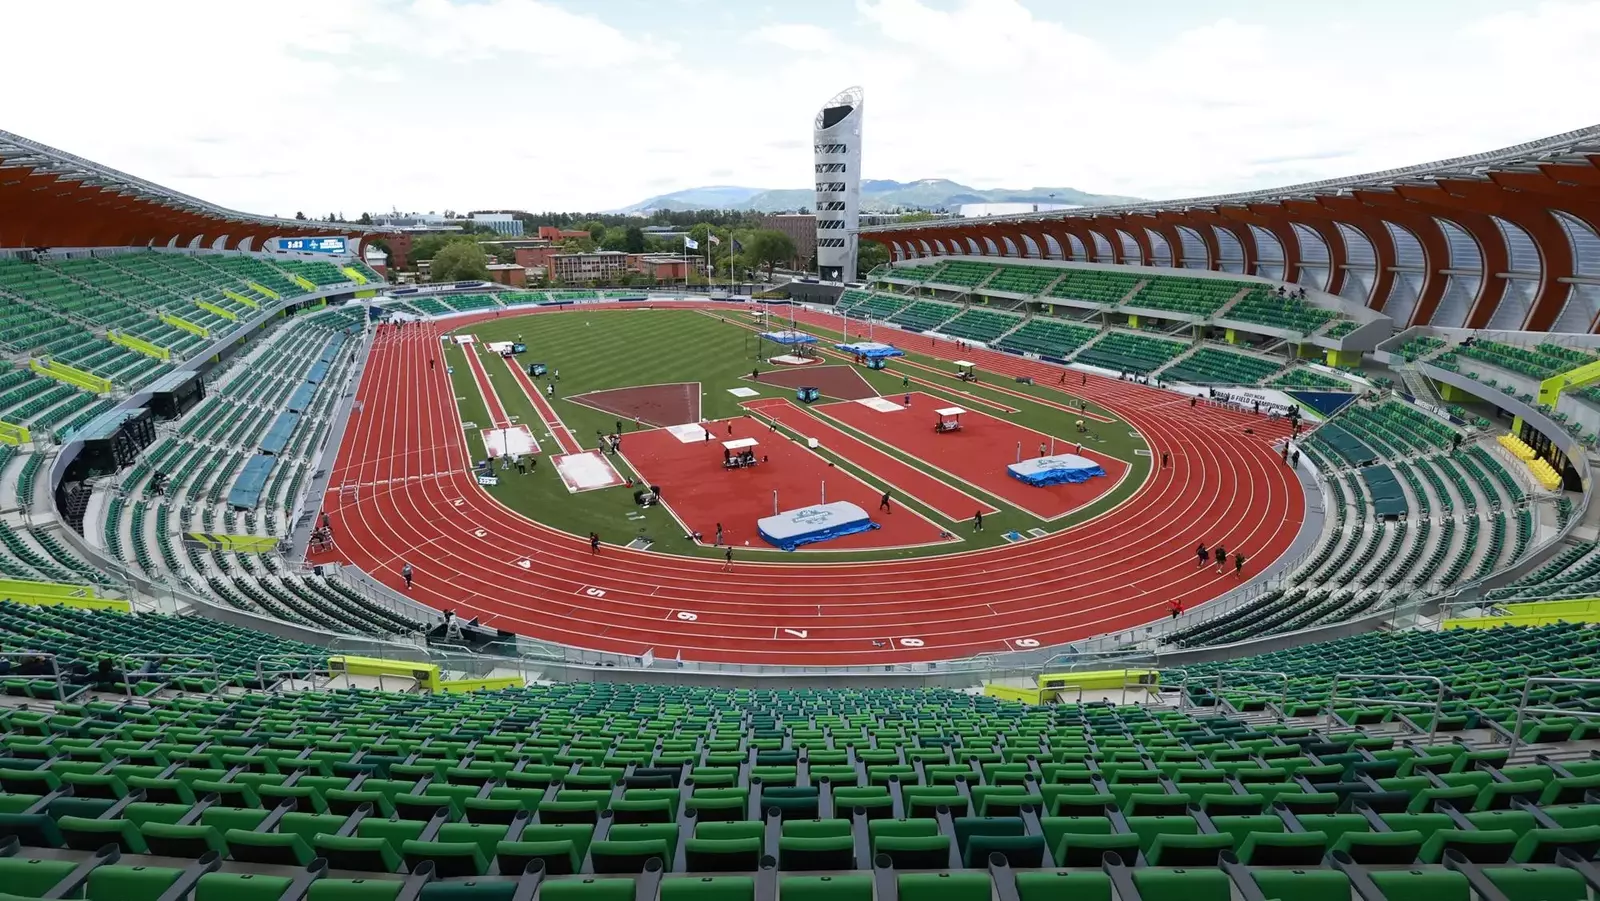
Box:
[683,236,699,250]
[708,235,721,246]
[732,238,744,253]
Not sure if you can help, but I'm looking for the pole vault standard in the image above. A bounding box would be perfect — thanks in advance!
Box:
[773,490,779,516]
[821,480,826,505]
[1015,442,1022,464]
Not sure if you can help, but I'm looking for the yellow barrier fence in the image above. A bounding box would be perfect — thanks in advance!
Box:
[340,266,369,285]
[182,533,280,553]
[196,300,237,322]
[289,274,317,291]
[30,359,111,395]
[247,281,282,300]
[0,578,126,612]
[160,312,210,339]
[223,290,260,309]
[107,330,171,361]
[1445,597,1600,630]
[329,655,441,692]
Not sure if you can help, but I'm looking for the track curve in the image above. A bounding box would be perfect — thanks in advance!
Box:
[316,303,1306,665]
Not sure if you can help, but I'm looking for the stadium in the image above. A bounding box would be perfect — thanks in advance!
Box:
[1,82,1600,901]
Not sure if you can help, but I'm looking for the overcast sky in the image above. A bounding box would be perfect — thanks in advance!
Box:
[9,0,1600,216]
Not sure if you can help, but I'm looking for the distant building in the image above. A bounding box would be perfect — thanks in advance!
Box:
[471,213,524,237]
[548,251,690,283]
[363,246,388,277]
[486,263,527,287]
[538,226,592,242]
[514,246,563,270]
[549,251,630,283]
[758,214,816,271]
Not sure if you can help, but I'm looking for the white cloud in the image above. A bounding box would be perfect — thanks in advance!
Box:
[752,23,837,52]
[4,0,1598,216]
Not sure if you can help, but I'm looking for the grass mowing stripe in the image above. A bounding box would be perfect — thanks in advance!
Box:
[442,309,1148,561]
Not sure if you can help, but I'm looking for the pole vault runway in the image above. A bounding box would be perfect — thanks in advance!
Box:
[316,304,1306,665]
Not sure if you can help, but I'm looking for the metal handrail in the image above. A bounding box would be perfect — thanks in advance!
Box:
[1509,676,1600,756]
[122,654,221,697]
[1327,672,1446,746]
[0,651,64,701]
[1210,670,1289,720]
[254,654,334,691]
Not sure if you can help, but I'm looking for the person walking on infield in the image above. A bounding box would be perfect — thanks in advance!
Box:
[1196,542,1208,567]
[723,546,734,572]
[902,374,909,388]
[515,457,527,475]
[1214,544,1227,570]
[715,523,723,546]
[401,563,414,590]
[1234,551,1246,578]
[546,383,554,398]
[973,511,984,532]
[879,491,892,513]
[589,532,600,555]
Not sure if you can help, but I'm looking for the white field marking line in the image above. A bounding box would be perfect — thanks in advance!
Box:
[615,424,964,555]
[807,399,1130,524]
[742,398,996,522]
[562,379,706,429]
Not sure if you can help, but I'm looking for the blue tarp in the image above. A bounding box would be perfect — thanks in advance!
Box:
[260,412,301,455]
[319,336,344,364]
[227,455,277,509]
[1007,454,1108,487]
[1362,466,1409,517]
[836,341,905,359]
[760,330,818,345]
[286,384,316,414]
[1288,390,1357,418]
[758,501,880,552]
[306,362,330,385]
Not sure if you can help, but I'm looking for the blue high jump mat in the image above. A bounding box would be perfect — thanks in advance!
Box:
[758,501,880,551]
[1008,454,1107,487]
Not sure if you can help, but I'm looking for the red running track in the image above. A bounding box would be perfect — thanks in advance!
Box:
[746,397,999,521]
[316,303,1305,665]
[619,416,951,552]
[814,391,1125,521]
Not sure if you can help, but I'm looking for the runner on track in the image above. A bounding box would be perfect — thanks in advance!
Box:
[1196,543,1208,567]
[879,491,892,513]
[402,563,414,590]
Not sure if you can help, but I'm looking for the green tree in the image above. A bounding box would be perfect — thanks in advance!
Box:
[429,241,489,282]
[745,229,797,281]
[624,226,646,254]
[599,228,629,252]
[358,212,373,225]
[294,211,307,220]
[857,239,890,274]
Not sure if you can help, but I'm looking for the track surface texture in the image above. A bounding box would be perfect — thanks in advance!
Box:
[318,303,1306,665]
[620,417,952,552]
[815,391,1126,521]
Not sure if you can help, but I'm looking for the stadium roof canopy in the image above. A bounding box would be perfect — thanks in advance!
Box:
[861,124,1600,333]
[0,129,383,251]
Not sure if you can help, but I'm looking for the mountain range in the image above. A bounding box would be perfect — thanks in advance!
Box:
[616,179,1140,213]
